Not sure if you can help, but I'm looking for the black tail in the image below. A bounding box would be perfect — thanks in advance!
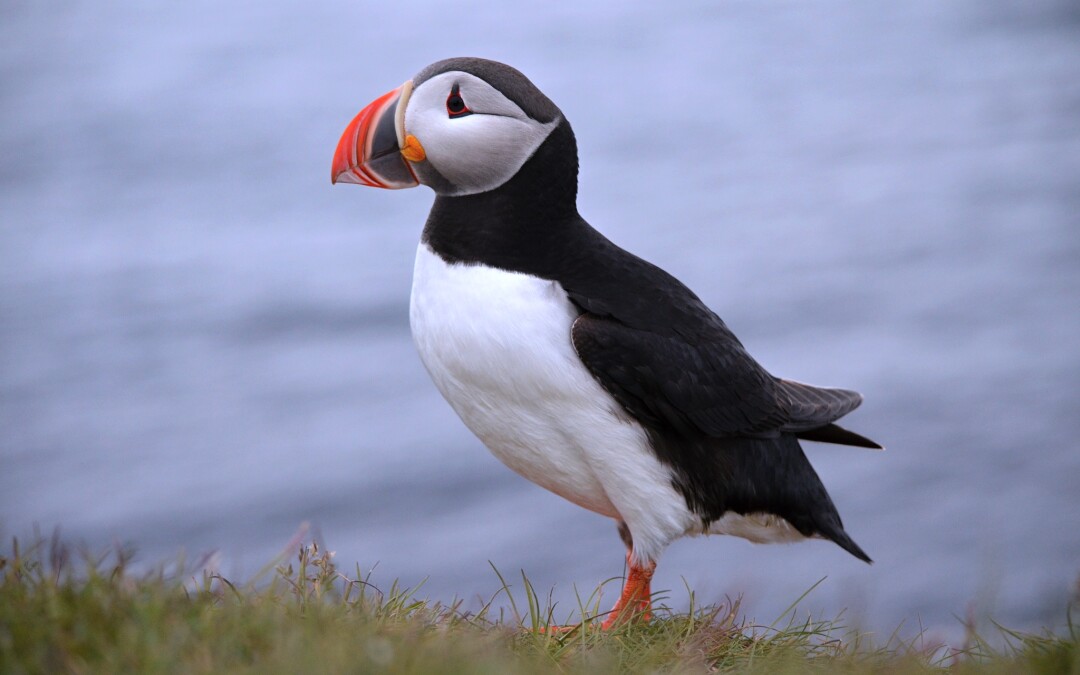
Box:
[813,511,872,563]
[797,423,883,450]
[771,433,873,563]
[656,430,873,563]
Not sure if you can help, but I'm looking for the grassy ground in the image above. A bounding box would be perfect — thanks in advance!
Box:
[1,535,1076,674]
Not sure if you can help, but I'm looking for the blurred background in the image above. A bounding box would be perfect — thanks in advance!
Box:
[2,0,1078,642]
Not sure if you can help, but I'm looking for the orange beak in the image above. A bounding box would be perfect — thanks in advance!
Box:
[331,81,419,189]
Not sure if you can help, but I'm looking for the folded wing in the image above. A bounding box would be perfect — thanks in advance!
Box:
[570,314,879,448]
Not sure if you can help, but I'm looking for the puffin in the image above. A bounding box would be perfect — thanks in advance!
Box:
[331,57,881,629]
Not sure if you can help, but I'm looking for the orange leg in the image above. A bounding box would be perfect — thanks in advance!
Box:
[600,553,656,629]
[537,553,656,634]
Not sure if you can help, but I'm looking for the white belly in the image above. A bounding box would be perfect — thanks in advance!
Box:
[409,243,695,560]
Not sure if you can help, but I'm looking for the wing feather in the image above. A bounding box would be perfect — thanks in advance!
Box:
[571,315,869,441]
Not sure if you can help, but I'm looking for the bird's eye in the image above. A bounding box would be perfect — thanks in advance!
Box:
[446,84,472,118]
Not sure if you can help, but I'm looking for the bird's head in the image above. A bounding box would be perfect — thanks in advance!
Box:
[331,58,566,197]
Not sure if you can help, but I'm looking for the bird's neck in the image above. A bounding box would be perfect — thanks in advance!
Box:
[421,120,588,275]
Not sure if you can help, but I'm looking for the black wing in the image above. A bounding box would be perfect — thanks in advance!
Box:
[569,314,874,443]
[777,379,863,431]
[571,313,783,437]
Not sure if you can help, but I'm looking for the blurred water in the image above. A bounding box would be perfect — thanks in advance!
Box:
[2,0,1079,641]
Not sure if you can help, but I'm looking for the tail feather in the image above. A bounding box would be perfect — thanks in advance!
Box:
[661,431,874,564]
[815,514,873,563]
[797,423,883,450]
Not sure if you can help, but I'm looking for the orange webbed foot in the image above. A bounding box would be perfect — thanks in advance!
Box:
[534,554,656,634]
[599,554,656,630]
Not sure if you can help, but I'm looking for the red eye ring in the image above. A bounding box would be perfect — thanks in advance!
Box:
[446,84,473,118]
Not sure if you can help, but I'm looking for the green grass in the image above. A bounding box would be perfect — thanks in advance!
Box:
[1,535,1076,674]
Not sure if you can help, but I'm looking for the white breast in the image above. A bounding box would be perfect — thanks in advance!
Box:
[409,243,695,562]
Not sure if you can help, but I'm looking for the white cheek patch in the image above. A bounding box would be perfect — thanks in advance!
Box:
[421,113,553,195]
[405,71,559,196]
